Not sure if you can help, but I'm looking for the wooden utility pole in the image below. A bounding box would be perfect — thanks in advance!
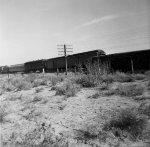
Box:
[131,59,134,73]
[57,44,73,75]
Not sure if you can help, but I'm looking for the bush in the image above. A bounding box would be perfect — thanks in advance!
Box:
[139,101,150,118]
[109,84,144,97]
[35,87,43,93]
[32,95,43,103]
[2,82,15,92]
[3,123,69,147]
[114,72,134,82]
[101,74,114,84]
[101,72,134,84]
[0,105,7,123]
[8,77,32,91]
[44,74,64,86]
[145,70,150,77]
[33,79,47,87]
[55,79,80,97]
[25,73,38,83]
[75,74,95,87]
[133,74,146,80]
[103,107,148,140]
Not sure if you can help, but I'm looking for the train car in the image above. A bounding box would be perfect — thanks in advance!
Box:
[0,66,9,74]
[24,60,45,73]
[92,49,150,73]
[9,64,25,73]
[45,50,105,72]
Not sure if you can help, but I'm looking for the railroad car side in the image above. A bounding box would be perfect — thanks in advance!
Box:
[25,60,44,73]
[9,64,25,73]
[0,66,9,74]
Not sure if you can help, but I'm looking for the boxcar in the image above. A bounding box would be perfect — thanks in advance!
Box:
[45,50,105,72]
[9,64,25,73]
[25,60,45,73]
[92,49,150,73]
[0,66,9,74]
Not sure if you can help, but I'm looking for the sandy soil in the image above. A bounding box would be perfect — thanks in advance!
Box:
[0,74,150,147]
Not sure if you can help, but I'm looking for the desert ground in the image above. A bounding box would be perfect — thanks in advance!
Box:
[0,72,150,147]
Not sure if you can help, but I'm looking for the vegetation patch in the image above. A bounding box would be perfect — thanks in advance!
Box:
[0,104,8,123]
[133,74,146,80]
[103,107,148,141]
[104,84,144,97]
[114,72,135,82]
[75,74,96,87]
[138,101,150,118]
[115,84,144,97]
[35,87,44,93]
[2,123,69,147]
[55,79,80,97]
[33,79,47,87]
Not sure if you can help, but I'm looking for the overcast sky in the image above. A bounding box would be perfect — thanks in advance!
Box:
[0,0,150,66]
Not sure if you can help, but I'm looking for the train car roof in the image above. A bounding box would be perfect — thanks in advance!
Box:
[9,63,24,67]
[93,49,150,59]
[47,49,105,60]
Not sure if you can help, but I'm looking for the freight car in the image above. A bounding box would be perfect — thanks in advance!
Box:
[9,64,25,73]
[0,66,9,74]
[92,49,150,73]
[45,50,105,72]
[24,59,45,73]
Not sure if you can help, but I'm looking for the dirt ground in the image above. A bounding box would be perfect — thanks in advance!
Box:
[0,73,150,147]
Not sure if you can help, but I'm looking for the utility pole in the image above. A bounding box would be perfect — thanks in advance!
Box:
[57,44,73,75]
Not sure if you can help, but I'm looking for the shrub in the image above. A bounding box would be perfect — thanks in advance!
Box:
[145,70,150,77]
[32,95,43,103]
[101,72,134,84]
[114,84,144,97]
[55,79,80,97]
[114,72,134,82]
[35,87,43,93]
[101,74,114,84]
[103,107,148,140]
[25,73,38,83]
[44,74,64,86]
[75,74,95,87]
[0,105,7,123]
[2,82,15,92]
[74,129,98,143]
[88,92,100,99]
[139,101,150,118]
[14,80,32,91]
[33,79,47,87]
[3,123,69,147]
[133,74,146,80]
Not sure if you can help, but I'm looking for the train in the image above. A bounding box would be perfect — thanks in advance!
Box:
[0,50,105,74]
[0,49,150,74]
[92,49,150,73]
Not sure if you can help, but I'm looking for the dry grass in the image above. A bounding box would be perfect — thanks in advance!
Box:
[32,95,43,103]
[11,79,32,91]
[133,74,146,80]
[116,84,144,97]
[0,104,8,123]
[35,87,43,93]
[2,82,15,92]
[55,79,80,97]
[2,123,69,147]
[103,107,148,141]
[33,79,47,87]
[139,101,150,118]
[104,83,144,97]
[74,74,96,87]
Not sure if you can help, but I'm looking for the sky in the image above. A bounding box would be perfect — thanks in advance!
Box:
[0,0,150,66]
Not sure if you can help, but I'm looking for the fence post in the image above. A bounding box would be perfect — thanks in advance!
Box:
[131,59,134,73]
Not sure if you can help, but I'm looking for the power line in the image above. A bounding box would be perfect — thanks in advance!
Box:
[57,44,73,75]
